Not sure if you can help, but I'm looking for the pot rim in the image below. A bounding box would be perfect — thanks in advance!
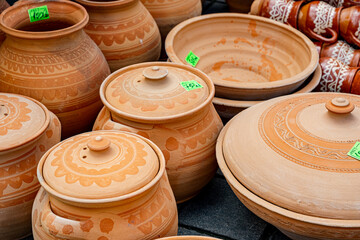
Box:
[165,13,319,90]
[0,93,50,153]
[100,61,215,124]
[37,130,166,205]
[216,117,360,229]
[75,0,134,8]
[0,0,89,39]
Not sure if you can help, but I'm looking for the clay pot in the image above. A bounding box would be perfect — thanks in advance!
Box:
[306,0,360,7]
[316,57,358,92]
[140,0,202,41]
[0,93,61,239]
[227,0,254,13]
[213,64,321,121]
[298,1,341,43]
[315,40,360,67]
[158,237,220,240]
[33,130,178,240]
[250,0,304,28]
[76,0,161,72]
[217,92,360,239]
[0,0,110,139]
[93,62,223,203]
[340,6,360,48]
[0,0,9,46]
[165,13,318,101]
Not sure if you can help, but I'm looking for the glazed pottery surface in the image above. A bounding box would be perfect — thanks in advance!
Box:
[76,0,161,72]
[0,0,111,139]
[308,0,360,7]
[33,130,178,239]
[317,40,360,67]
[213,64,321,120]
[217,92,360,239]
[165,13,318,101]
[94,62,223,203]
[298,1,341,43]
[339,6,360,48]
[0,93,61,240]
[141,0,202,41]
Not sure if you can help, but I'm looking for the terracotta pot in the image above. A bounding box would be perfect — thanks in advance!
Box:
[93,62,223,203]
[33,130,178,240]
[76,0,161,72]
[298,1,341,43]
[217,92,360,240]
[165,13,318,101]
[213,64,321,121]
[351,70,360,95]
[227,0,254,13]
[306,0,360,7]
[316,57,357,92]
[0,0,110,139]
[0,0,9,46]
[158,237,220,240]
[0,93,61,239]
[250,0,304,28]
[141,0,202,41]
[339,6,360,48]
[316,40,360,67]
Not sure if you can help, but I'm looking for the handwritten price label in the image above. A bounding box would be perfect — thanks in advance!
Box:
[348,142,360,161]
[185,51,200,67]
[180,80,203,91]
[28,6,49,23]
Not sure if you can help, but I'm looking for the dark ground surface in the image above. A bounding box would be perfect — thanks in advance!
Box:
[5,0,292,239]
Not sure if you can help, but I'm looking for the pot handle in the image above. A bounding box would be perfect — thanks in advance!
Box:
[306,27,338,43]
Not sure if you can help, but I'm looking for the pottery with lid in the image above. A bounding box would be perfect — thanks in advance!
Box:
[33,130,178,239]
[93,62,223,203]
[217,92,360,239]
[0,93,61,239]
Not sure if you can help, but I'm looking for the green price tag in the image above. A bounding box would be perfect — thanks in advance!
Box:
[28,6,49,23]
[185,51,200,67]
[180,80,203,91]
[348,142,360,161]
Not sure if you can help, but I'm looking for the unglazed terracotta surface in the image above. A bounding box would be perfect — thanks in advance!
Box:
[76,0,161,72]
[0,93,61,240]
[217,92,360,240]
[165,13,318,100]
[94,62,223,203]
[213,64,321,120]
[339,6,360,48]
[33,130,178,240]
[0,0,110,139]
[141,0,202,41]
[316,40,360,67]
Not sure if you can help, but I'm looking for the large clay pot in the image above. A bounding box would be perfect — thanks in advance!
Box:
[0,93,61,239]
[0,0,111,139]
[93,62,223,203]
[217,92,360,240]
[33,130,178,240]
[141,0,202,41]
[339,6,360,48]
[76,0,161,72]
[0,0,9,46]
[298,1,341,43]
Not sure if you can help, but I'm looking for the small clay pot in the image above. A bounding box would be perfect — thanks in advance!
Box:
[316,57,357,92]
[0,93,61,239]
[227,0,254,13]
[250,0,305,28]
[316,40,360,67]
[298,1,341,43]
[340,6,360,48]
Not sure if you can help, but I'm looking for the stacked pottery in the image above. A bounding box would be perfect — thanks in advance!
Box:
[0,0,111,139]
[0,0,9,46]
[33,130,178,240]
[76,0,161,72]
[0,93,61,239]
[93,62,223,203]
[217,92,360,240]
[165,13,319,120]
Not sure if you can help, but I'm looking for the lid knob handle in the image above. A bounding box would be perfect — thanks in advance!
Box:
[87,136,111,152]
[325,97,355,114]
[142,66,168,80]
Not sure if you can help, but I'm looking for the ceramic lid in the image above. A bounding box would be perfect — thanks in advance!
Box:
[222,92,360,220]
[0,93,48,151]
[42,131,160,199]
[101,62,212,123]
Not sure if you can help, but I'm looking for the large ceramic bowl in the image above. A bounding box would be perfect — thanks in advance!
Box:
[165,13,318,100]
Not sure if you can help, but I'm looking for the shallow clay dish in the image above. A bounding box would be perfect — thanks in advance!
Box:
[217,92,360,240]
[165,13,318,100]
[213,64,321,120]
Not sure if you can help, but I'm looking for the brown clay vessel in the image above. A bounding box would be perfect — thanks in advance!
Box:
[340,6,360,48]
[306,0,360,7]
[0,93,61,239]
[33,130,178,240]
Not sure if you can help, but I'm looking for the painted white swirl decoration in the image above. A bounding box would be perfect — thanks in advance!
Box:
[331,41,354,66]
[269,0,294,23]
[313,2,336,35]
[320,58,348,92]
[355,22,360,40]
